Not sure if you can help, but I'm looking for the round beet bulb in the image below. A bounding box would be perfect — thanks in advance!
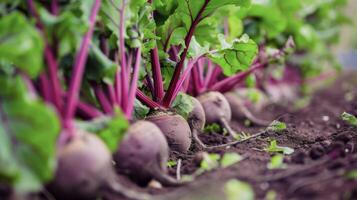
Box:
[188,97,206,131]
[187,97,208,149]
[197,91,237,137]
[49,131,113,200]
[114,121,170,185]
[146,112,192,153]
[197,91,232,124]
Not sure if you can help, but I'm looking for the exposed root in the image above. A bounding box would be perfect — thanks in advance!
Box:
[192,129,208,149]
[219,118,238,138]
[205,130,268,150]
[192,128,269,150]
[152,166,188,187]
[176,159,182,181]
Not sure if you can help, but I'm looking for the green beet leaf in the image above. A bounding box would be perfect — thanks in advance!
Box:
[76,109,129,153]
[171,92,194,119]
[133,99,150,120]
[208,34,258,76]
[0,76,60,193]
[0,12,44,78]
[85,44,117,84]
[242,0,287,41]
[265,140,294,155]
[156,0,251,57]
[100,0,156,53]
[341,112,357,127]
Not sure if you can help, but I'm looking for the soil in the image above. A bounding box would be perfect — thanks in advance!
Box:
[2,72,356,200]
[118,72,357,200]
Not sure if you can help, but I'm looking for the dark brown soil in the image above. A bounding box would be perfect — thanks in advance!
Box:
[125,72,357,200]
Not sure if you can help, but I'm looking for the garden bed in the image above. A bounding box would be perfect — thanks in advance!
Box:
[105,72,357,200]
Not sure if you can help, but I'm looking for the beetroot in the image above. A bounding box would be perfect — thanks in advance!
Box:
[146,112,192,153]
[187,97,208,149]
[49,131,113,200]
[188,97,206,131]
[114,121,182,186]
[197,91,237,137]
[50,131,158,200]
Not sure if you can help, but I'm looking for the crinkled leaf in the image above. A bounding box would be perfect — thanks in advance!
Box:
[0,12,44,78]
[208,34,258,76]
[133,99,150,120]
[187,36,210,58]
[157,15,186,53]
[0,76,60,193]
[241,0,287,41]
[100,0,146,38]
[157,0,251,55]
[175,0,251,27]
[171,93,194,119]
[100,0,156,53]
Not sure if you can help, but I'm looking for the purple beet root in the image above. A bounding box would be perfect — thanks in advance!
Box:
[146,112,192,153]
[187,97,208,149]
[49,131,113,200]
[114,120,182,186]
[197,91,237,137]
[188,97,206,131]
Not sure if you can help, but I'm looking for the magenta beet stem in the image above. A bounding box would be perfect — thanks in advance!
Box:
[211,62,265,93]
[163,0,210,107]
[94,85,113,114]
[64,0,101,129]
[126,48,142,119]
[27,0,63,112]
[119,0,128,110]
[151,47,165,102]
[77,101,104,119]
[170,57,202,106]
[136,89,162,109]
[38,74,51,102]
